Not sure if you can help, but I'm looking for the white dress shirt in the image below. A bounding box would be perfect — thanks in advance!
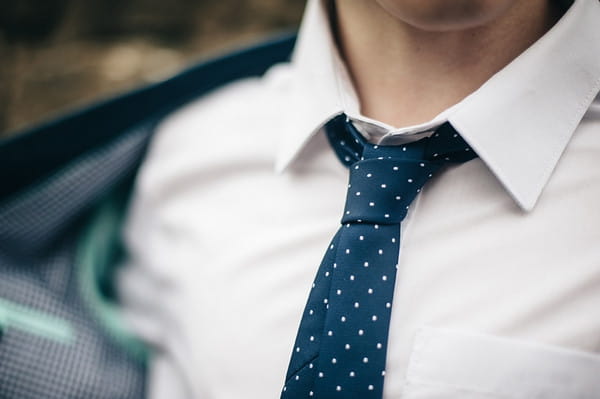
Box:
[118,0,600,397]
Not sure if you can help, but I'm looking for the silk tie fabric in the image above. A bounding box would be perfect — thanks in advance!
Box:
[281,114,476,398]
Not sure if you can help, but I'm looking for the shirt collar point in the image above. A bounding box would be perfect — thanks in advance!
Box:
[274,158,288,174]
[510,189,540,213]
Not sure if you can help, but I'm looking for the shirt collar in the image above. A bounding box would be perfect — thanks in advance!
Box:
[276,0,600,212]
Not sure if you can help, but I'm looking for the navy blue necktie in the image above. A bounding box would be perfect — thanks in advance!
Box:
[281,114,476,398]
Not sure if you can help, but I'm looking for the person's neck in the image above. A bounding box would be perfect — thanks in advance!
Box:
[333,0,564,128]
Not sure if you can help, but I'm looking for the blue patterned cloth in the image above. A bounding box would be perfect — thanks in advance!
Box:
[282,114,476,398]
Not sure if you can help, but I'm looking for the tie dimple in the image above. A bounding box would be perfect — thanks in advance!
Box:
[342,158,435,224]
[281,114,476,398]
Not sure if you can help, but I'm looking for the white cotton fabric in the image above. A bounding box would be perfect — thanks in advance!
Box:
[404,327,600,398]
[118,0,600,398]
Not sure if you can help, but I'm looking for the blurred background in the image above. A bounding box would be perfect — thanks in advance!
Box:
[0,0,305,137]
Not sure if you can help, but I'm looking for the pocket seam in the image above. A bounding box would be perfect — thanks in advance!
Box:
[406,328,515,398]
[405,327,600,399]
[403,378,513,399]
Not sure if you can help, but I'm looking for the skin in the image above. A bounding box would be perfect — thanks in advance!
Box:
[333,0,565,127]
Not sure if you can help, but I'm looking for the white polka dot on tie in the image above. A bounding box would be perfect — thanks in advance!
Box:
[393,166,399,171]
[328,330,333,336]
[341,316,346,322]
[359,235,364,240]
[369,202,375,207]
[408,178,413,183]
[367,173,372,178]
[336,289,342,295]
[358,329,364,336]
[336,386,342,392]
[350,275,355,281]
[349,371,356,377]
[363,357,369,363]
[381,184,386,188]
[368,385,374,391]
[345,344,351,350]
[295,375,300,381]
[296,347,300,352]
[309,391,314,396]
[356,191,361,196]
[368,288,373,294]
[319,372,324,378]
[345,249,350,254]
[364,262,369,267]
[386,302,391,308]
[355,302,360,308]
[372,315,378,321]
[377,343,382,349]
[378,249,383,255]
[382,275,388,281]
[310,336,315,341]
[332,358,337,364]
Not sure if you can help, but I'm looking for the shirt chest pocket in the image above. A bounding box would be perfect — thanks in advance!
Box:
[401,327,600,399]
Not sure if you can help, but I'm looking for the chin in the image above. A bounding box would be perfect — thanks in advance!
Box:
[374,0,521,31]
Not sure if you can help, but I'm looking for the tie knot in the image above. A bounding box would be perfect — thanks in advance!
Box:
[326,115,477,224]
[342,158,437,223]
